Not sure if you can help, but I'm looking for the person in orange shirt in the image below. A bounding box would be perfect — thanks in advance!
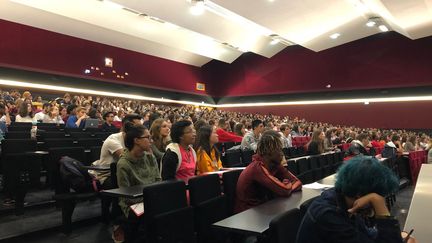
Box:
[196,125,223,174]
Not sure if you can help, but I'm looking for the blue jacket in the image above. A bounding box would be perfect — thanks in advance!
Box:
[296,188,403,243]
[66,115,85,128]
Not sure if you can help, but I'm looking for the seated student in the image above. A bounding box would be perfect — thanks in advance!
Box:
[101,111,118,132]
[116,123,160,242]
[161,119,197,182]
[150,118,171,163]
[65,106,87,128]
[234,123,246,137]
[196,125,223,174]
[0,103,11,126]
[324,129,336,152]
[241,119,264,151]
[346,133,376,157]
[34,102,51,122]
[307,129,325,155]
[296,156,416,243]
[403,135,418,152]
[42,105,64,124]
[382,135,403,159]
[279,123,292,148]
[90,113,143,188]
[15,101,34,123]
[235,130,302,213]
[216,118,243,143]
[371,132,382,149]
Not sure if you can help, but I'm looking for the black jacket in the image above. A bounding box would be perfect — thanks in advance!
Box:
[297,188,403,243]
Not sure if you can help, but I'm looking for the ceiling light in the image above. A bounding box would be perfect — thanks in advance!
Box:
[366,20,376,27]
[330,33,340,39]
[326,84,331,88]
[270,39,280,45]
[364,101,370,105]
[103,0,123,10]
[378,24,389,32]
[84,69,91,74]
[189,0,205,16]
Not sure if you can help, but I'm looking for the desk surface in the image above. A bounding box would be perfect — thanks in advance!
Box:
[403,164,432,243]
[213,188,322,235]
[100,184,147,199]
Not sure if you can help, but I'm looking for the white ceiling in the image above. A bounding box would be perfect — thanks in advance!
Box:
[1,0,432,67]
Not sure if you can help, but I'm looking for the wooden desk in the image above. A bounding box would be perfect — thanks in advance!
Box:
[403,164,432,243]
[213,188,321,235]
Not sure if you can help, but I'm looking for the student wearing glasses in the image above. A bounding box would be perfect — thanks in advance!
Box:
[161,119,197,182]
[116,123,160,242]
[101,111,118,132]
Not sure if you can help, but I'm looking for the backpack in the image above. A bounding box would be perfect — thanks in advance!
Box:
[59,156,99,193]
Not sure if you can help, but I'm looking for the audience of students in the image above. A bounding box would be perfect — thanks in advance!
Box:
[346,133,376,157]
[42,105,64,124]
[149,118,171,163]
[101,111,118,132]
[15,101,34,123]
[215,118,243,143]
[279,123,292,148]
[116,123,160,242]
[161,119,197,182]
[195,125,223,174]
[235,130,302,213]
[65,106,88,128]
[241,119,264,151]
[307,129,325,155]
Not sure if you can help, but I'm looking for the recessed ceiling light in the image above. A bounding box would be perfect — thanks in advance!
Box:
[84,69,90,74]
[364,101,370,105]
[270,39,279,45]
[378,25,389,32]
[330,33,340,39]
[366,21,376,27]
[326,84,332,88]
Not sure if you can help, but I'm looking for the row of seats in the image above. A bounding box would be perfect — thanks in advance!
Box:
[407,150,428,184]
[286,152,344,184]
[291,136,310,148]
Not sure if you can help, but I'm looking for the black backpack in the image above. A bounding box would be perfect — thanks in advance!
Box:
[59,156,98,193]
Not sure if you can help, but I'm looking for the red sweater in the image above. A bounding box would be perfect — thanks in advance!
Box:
[216,128,243,143]
[235,155,302,213]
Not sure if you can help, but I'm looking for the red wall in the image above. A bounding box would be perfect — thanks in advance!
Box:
[204,33,432,97]
[221,101,431,129]
[0,19,206,95]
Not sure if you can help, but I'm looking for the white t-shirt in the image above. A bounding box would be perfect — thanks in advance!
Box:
[34,112,46,121]
[91,132,125,182]
[15,115,35,123]
[0,115,6,122]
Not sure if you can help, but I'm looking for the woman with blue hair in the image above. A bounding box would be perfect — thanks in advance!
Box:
[296,156,416,243]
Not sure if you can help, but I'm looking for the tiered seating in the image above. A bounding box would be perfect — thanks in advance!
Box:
[408,150,428,184]
[0,123,117,232]
[286,151,344,184]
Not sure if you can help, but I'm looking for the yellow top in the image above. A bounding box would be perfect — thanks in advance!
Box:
[196,147,223,174]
